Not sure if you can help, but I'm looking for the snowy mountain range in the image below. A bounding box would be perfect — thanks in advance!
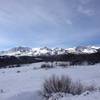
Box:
[0,46,100,56]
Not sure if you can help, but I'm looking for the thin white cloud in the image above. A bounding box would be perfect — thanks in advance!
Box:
[79,0,91,4]
[77,0,95,16]
[77,5,94,16]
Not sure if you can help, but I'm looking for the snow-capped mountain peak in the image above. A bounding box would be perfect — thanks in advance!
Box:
[75,46,97,54]
[0,46,32,56]
[0,46,100,56]
[9,46,32,52]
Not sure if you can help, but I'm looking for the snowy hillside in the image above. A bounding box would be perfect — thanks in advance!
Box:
[0,63,100,100]
[0,46,100,56]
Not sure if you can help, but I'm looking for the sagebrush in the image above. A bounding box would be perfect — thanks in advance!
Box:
[42,75,96,97]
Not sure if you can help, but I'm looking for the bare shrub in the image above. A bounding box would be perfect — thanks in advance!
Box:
[43,75,71,94]
[56,62,70,68]
[58,63,68,67]
[41,63,53,69]
[42,75,96,97]
[70,81,84,95]
[84,85,96,92]
[0,89,4,93]
[16,70,21,73]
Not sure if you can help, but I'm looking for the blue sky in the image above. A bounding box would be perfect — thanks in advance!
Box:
[0,0,100,50]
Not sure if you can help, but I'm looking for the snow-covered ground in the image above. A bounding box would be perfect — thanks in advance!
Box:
[0,63,100,100]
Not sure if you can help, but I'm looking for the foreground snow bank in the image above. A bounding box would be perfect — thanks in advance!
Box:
[5,91,100,100]
[60,91,100,100]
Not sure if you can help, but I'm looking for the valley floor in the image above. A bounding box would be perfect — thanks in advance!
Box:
[0,63,100,100]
